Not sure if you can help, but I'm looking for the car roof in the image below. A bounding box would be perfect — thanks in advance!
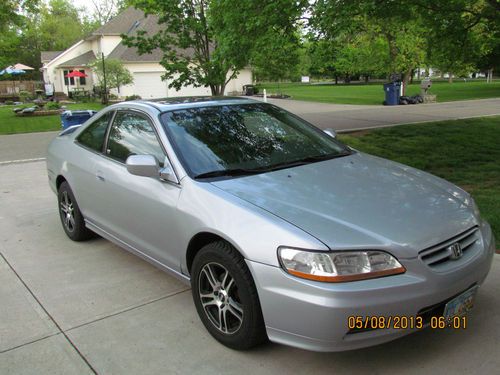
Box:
[122,96,263,112]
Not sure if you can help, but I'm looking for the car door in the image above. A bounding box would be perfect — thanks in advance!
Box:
[92,110,183,271]
[71,110,115,223]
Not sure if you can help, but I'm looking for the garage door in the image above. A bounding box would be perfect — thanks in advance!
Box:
[133,72,167,99]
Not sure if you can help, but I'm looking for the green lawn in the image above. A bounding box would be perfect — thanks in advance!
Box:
[338,116,500,242]
[0,102,106,135]
[258,80,500,105]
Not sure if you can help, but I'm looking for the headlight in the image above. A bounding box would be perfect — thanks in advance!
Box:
[469,197,481,219]
[278,248,405,282]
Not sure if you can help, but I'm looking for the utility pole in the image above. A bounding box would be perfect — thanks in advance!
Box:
[101,52,108,104]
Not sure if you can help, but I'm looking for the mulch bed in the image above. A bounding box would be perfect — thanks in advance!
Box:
[15,110,62,117]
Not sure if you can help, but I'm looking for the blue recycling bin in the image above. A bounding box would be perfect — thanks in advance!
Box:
[383,82,401,105]
[60,110,97,129]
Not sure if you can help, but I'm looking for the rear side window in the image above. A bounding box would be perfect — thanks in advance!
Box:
[106,111,165,165]
[76,112,113,152]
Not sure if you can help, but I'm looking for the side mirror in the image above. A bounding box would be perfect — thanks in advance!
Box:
[126,155,159,178]
[324,128,337,138]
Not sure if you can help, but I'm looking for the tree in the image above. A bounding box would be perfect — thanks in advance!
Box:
[312,1,427,86]
[89,58,133,94]
[312,0,499,84]
[90,0,126,26]
[415,0,500,82]
[0,0,38,31]
[123,0,307,95]
[14,0,98,77]
[0,0,39,69]
[251,29,302,83]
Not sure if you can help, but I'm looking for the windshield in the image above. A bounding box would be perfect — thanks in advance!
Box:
[160,103,350,178]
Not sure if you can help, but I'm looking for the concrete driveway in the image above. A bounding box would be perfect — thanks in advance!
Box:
[1,97,499,164]
[1,160,499,374]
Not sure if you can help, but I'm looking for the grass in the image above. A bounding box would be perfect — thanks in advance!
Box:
[338,116,500,242]
[257,80,500,105]
[0,102,106,135]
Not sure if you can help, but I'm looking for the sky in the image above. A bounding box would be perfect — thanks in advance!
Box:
[71,0,92,13]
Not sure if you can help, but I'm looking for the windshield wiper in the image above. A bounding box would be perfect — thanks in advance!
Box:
[194,168,265,179]
[194,151,352,179]
[262,151,352,172]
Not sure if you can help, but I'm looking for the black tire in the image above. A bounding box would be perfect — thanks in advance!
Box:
[191,241,267,350]
[57,181,94,241]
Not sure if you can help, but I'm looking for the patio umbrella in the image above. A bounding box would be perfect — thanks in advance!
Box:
[64,70,88,95]
[11,63,34,71]
[0,67,26,75]
[65,70,88,78]
[0,67,26,93]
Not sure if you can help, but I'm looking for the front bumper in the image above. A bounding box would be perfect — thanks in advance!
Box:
[247,222,495,352]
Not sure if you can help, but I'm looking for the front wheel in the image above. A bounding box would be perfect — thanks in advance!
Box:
[57,181,94,241]
[191,241,267,350]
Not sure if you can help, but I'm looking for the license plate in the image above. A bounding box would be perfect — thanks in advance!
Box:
[443,286,479,319]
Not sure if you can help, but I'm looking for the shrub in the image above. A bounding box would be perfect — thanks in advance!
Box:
[45,102,61,110]
[19,90,32,102]
[4,100,14,105]
[125,95,142,101]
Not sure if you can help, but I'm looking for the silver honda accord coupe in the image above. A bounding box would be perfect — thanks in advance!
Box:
[47,97,495,352]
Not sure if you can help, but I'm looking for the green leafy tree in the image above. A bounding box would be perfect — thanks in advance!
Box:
[416,0,500,81]
[312,1,427,85]
[0,0,39,69]
[13,0,98,77]
[123,0,307,95]
[251,29,302,82]
[89,58,134,94]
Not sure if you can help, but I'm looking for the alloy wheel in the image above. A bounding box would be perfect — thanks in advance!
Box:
[198,262,244,334]
[60,191,75,233]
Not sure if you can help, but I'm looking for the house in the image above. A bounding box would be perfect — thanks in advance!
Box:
[40,7,252,99]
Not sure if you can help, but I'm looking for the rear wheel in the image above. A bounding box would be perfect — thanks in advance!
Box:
[58,181,94,241]
[191,241,267,350]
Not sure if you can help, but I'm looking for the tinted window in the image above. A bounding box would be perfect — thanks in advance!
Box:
[161,103,348,176]
[106,111,165,165]
[77,112,112,152]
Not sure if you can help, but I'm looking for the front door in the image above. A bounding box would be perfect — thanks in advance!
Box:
[93,110,182,271]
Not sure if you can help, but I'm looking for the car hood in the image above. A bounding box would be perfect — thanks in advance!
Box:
[211,153,477,259]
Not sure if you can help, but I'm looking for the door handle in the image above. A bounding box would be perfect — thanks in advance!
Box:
[96,171,105,182]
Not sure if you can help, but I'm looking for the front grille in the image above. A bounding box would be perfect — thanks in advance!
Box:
[419,226,479,270]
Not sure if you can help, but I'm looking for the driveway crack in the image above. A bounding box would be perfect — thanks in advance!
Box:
[0,252,98,374]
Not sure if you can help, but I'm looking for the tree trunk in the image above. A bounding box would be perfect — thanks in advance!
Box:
[402,68,413,95]
[487,68,493,83]
[385,33,398,75]
[448,74,453,83]
[335,75,338,85]
[210,84,225,96]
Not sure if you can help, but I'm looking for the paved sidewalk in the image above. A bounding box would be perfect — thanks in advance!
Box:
[1,161,500,375]
[1,98,499,163]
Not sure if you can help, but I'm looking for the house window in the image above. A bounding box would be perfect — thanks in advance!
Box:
[79,70,86,85]
[63,70,75,85]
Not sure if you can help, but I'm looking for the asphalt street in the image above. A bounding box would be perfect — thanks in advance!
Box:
[0,161,499,374]
[1,97,499,163]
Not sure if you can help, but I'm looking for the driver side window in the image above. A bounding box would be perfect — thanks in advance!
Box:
[106,111,165,166]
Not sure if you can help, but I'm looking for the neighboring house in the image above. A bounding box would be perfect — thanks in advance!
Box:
[40,7,252,99]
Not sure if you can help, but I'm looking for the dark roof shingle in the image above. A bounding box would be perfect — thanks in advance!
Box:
[57,51,97,68]
[41,51,63,63]
[91,7,151,36]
